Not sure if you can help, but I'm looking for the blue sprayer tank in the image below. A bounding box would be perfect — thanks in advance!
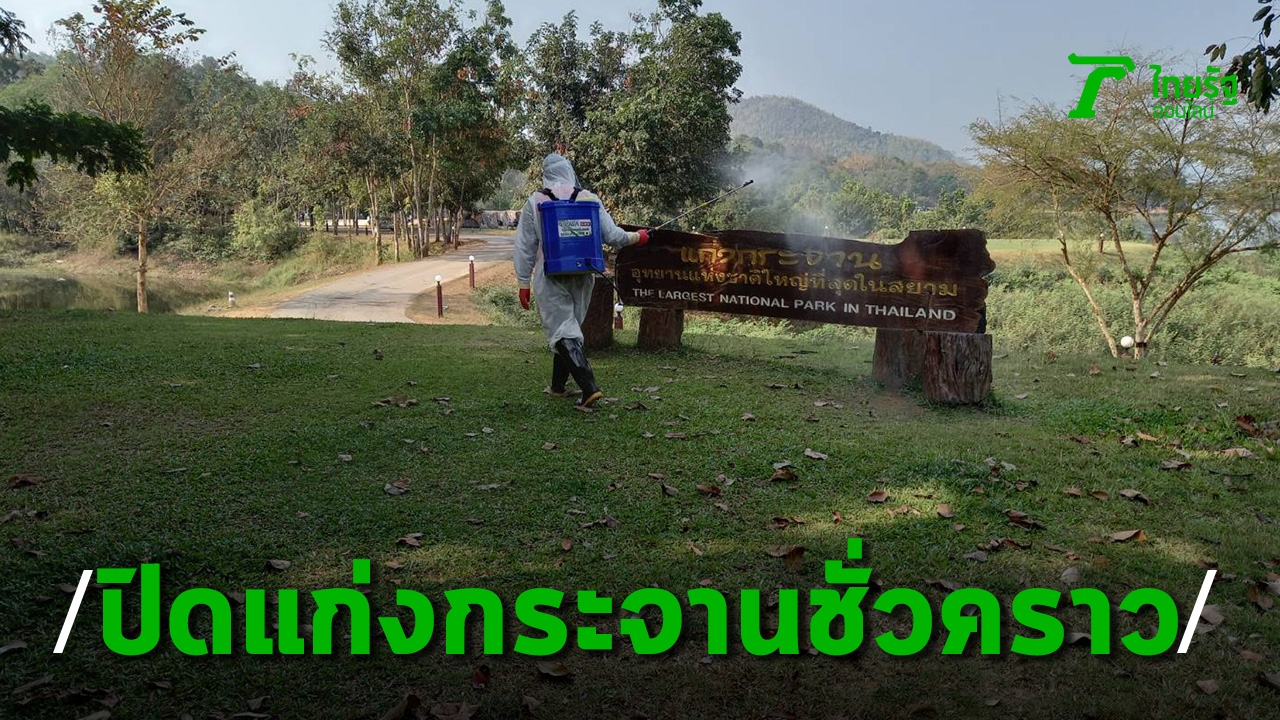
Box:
[537,187,605,276]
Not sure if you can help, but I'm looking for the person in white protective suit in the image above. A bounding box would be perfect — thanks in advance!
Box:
[514,153,650,408]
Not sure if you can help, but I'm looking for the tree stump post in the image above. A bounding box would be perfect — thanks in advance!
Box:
[872,329,927,390]
[583,277,615,350]
[922,332,993,405]
[637,309,684,351]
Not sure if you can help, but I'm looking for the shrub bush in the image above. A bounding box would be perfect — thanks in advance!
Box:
[231,199,303,261]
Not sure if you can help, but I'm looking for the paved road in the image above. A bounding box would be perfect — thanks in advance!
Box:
[271,234,514,323]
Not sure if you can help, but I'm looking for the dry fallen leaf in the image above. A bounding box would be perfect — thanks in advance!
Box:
[1006,510,1045,530]
[1066,487,1084,498]
[832,510,842,524]
[784,546,806,572]
[1090,491,1111,501]
[689,543,704,557]
[1247,583,1275,611]
[536,661,573,679]
[1196,680,1220,696]
[695,483,722,497]
[384,481,409,496]
[397,533,424,548]
[522,696,541,714]
[10,673,52,696]
[1110,530,1148,544]
[265,559,292,572]
[868,490,890,504]
[542,443,556,451]
[1119,489,1150,505]
[1219,448,1256,460]
[770,467,798,482]
[1060,567,1081,585]
[0,639,28,656]
[661,484,679,497]
[247,696,269,711]
[6,475,43,489]
[741,414,756,422]
[766,545,796,558]
[1161,460,1191,471]
[937,504,956,519]
[965,551,989,563]
[471,665,491,691]
[803,449,828,461]
[1199,605,1225,627]
[560,538,573,552]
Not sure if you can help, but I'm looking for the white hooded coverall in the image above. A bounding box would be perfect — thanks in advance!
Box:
[514,154,641,349]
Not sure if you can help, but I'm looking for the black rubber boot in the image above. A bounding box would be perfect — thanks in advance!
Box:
[556,338,604,408]
[550,351,571,398]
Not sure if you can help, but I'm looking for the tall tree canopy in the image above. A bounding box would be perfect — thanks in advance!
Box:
[973,59,1280,358]
[523,0,742,226]
[0,7,144,191]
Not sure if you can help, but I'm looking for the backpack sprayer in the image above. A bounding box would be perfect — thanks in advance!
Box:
[538,180,755,301]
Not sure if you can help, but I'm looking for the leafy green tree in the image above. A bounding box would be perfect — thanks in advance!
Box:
[327,0,463,256]
[972,60,1280,358]
[418,0,518,247]
[0,7,144,192]
[522,12,628,152]
[53,0,209,313]
[574,0,743,225]
[1206,1,1279,112]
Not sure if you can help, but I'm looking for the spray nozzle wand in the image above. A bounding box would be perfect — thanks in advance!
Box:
[652,180,754,232]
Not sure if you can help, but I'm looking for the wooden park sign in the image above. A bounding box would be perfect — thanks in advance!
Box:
[615,229,997,404]
[617,229,993,332]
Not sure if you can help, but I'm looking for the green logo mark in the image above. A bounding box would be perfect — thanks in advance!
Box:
[1067,54,1136,118]
[1068,54,1239,120]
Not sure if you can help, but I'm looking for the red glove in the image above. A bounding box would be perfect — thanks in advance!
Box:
[519,288,531,310]
[636,229,651,247]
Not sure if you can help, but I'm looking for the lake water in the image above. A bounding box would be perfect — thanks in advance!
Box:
[0,270,235,314]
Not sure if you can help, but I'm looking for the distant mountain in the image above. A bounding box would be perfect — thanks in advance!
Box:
[730,96,957,165]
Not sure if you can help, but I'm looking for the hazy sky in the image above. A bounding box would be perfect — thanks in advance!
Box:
[11,0,1260,155]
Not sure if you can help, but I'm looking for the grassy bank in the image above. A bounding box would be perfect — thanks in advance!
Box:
[1,312,1278,719]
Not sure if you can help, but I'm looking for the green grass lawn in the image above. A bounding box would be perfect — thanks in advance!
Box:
[1,311,1278,719]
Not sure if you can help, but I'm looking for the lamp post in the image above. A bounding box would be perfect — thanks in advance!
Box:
[468,255,476,289]
[435,275,444,318]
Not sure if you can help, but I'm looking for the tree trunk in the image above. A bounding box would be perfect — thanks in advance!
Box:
[367,176,382,265]
[872,329,926,391]
[638,309,684,351]
[453,208,462,250]
[421,137,436,258]
[136,217,149,314]
[922,332,993,405]
[411,155,424,256]
[583,278,615,350]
